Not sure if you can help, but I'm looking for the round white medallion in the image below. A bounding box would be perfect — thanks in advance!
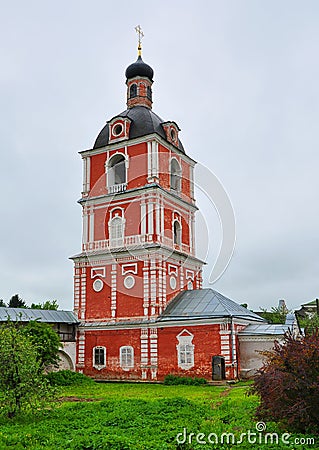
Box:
[124,275,135,289]
[170,276,177,290]
[93,279,104,292]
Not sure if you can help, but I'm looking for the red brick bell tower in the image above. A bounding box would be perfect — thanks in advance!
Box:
[71,30,204,380]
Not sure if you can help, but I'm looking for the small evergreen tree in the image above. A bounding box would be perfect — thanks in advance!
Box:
[250,330,319,433]
[8,294,27,308]
[0,299,6,307]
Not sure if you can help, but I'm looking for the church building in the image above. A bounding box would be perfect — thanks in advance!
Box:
[71,33,265,381]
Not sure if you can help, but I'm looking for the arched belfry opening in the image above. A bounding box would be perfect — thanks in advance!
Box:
[107,154,126,192]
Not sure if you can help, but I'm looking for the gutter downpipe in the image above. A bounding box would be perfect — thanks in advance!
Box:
[230,316,237,379]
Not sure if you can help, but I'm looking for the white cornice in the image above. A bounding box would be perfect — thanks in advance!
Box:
[79,183,198,212]
[79,133,196,165]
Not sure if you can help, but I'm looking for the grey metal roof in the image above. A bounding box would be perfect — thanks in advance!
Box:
[158,289,265,322]
[0,308,79,324]
[238,323,290,336]
[93,106,185,152]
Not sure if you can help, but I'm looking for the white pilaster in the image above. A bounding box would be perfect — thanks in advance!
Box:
[141,202,147,235]
[111,264,117,318]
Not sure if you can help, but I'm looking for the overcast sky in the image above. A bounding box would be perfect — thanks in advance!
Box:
[1,0,319,311]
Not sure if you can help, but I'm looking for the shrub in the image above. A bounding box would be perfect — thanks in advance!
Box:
[46,370,94,386]
[163,374,207,386]
[0,321,53,418]
[250,330,319,434]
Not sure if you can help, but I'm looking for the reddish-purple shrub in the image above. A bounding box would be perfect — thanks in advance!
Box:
[250,330,319,433]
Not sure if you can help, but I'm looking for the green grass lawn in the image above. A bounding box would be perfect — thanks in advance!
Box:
[0,382,316,449]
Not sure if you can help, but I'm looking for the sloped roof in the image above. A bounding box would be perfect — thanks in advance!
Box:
[158,289,265,322]
[93,106,185,152]
[238,323,290,336]
[0,307,79,324]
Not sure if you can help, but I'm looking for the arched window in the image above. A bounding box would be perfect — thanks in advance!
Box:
[170,158,181,192]
[176,331,194,370]
[120,346,134,370]
[110,216,124,247]
[147,86,152,101]
[107,154,126,192]
[130,83,137,98]
[173,220,181,245]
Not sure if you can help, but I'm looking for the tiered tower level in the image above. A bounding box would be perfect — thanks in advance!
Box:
[71,45,204,333]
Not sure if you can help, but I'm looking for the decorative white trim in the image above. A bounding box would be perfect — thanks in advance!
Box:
[89,211,94,242]
[168,264,178,276]
[150,328,158,379]
[176,330,194,370]
[91,267,106,279]
[185,270,194,280]
[80,268,86,320]
[121,263,137,275]
[77,331,85,367]
[141,202,147,235]
[150,259,156,315]
[140,328,149,379]
[82,211,88,245]
[143,261,149,316]
[111,264,117,318]
[148,202,154,234]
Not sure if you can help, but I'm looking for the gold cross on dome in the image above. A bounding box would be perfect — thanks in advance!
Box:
[135,25,144,55]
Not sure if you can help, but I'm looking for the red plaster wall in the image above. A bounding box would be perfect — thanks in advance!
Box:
[90,153,107,195]
[157,325,221,380]
[83,328,141,380]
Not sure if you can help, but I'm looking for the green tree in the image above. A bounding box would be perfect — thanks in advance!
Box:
[0,321,51,418]
[0,299,6,307]
[8,294,27,308]
[22,321,61,369]
[30,299,59,310]
[298,313,319,335]
[259,304,290,324]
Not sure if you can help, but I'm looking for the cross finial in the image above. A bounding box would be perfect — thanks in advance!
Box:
[135,25,144,57]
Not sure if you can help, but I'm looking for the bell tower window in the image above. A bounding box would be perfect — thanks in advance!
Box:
[170,158,181,192]
[173,220,181,245]
[130,83,137,98]
[147,86,152,101]
[107,153,127,193]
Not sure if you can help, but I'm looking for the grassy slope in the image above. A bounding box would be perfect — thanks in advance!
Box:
[0,383,316,449]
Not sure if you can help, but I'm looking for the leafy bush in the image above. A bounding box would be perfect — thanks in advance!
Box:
[164,374,207,386]
[0,321,53,418]
[46,370,94,386]
[250,330,319,433]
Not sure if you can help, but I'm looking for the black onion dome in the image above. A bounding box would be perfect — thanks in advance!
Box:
[93,106,185,153]
[125,56,154,81]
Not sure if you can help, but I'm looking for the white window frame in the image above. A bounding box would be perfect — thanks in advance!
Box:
[176,330,194,370]
[109,215,125,247]
[93,346,106,370]
[106,152,128,192]
[120,346,134,371]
